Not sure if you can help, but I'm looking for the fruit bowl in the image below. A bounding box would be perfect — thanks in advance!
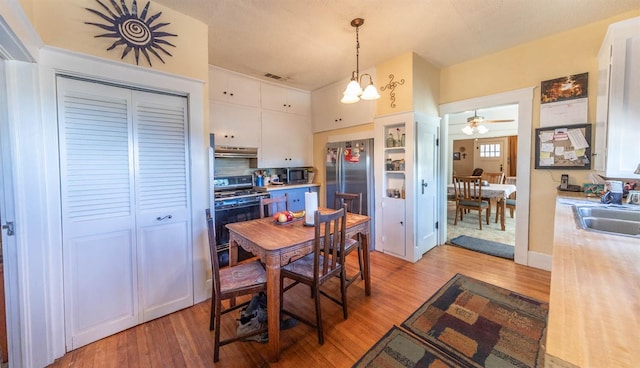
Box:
[273,217,304,225]
[273,210,306,225]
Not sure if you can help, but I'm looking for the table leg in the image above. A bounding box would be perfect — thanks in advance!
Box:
[265,254,281,362]
[500,198,506,231]
[360,233,371,296]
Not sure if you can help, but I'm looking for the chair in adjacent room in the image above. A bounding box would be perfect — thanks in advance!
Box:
[333,192,364,289]
[471,167,484,176]
[501,176,517,220]
[280,206,349,345]
[452,176,490,230]
[206,209,268,362]
[482,172,505,184]
[259,194,288,218]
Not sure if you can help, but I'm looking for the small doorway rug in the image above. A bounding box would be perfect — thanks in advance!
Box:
[449,235,514,260]
[354,274,548,368]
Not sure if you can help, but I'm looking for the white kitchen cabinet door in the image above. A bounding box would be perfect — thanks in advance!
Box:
[261,83,310,115]
[209,66,261,107]
[133,91,193,322]
[311,79,375,133]
[595,17,640,178]
[380,198,405,257]
[58,77,193,350]
[210,101,261,147]
[260,110,312,167]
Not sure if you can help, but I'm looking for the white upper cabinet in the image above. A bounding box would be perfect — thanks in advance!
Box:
[311,78,375,133]
[260,110,312,168]
[595,17,640,178]
[210,101,261,147]
[209,66,261,107]
[261,83,310,115]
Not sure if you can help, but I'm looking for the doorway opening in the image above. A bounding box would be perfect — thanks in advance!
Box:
[439,87,534,265]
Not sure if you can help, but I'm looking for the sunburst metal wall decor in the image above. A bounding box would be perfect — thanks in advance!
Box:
[380,74,405,108]
[85,0,177,66]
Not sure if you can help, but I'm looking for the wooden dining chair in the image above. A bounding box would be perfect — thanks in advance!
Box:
[482,172,505,184]
[471,168,484,176]
[259,194,288,218]
[333,192,364,289]
[206,209,268,362]
[452,176,490,230]
[503,176,517,219]
[280,206,349,345]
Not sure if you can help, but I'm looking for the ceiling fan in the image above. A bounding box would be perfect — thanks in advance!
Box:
[462,111,515,135]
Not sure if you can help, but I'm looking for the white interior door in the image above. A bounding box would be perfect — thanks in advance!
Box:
[416,118,438,255]
[474,137,508,173]
[58,77,192,349]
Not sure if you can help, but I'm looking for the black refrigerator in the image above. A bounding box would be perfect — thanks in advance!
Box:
[325,138,375,248]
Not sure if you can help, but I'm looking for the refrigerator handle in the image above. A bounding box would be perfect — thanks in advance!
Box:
[337,147,343,193]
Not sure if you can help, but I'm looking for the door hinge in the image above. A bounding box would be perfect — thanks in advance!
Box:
[436,138,439,146]
[435,221,439,230]
[2,221,15,236]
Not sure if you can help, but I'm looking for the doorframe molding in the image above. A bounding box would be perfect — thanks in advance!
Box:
[439,87,537,267]
[38,46,207,363]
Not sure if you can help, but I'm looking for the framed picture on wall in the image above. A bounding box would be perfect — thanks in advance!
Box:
[453,152,461,160]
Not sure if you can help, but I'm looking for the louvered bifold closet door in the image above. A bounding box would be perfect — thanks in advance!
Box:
[58,77,193,350]
[57,77,138,349]
[133,91,192,322]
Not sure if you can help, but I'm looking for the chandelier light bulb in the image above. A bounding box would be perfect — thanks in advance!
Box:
[477,125,488,134]
[462,125,474,135]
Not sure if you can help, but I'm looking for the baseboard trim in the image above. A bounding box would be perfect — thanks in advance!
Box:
[527,251,552,271]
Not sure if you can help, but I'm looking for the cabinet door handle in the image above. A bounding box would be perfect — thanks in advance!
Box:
[156,215,173,221]
[422,180,428,194]
[400,221,403,226]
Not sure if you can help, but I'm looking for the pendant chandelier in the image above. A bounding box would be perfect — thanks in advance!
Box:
[341,18,380,104]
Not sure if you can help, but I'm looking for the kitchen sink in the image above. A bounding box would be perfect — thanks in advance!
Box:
[573,205,640,237]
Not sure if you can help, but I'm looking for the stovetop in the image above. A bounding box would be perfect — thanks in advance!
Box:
[213,175,267,201]
[214,189,266,199]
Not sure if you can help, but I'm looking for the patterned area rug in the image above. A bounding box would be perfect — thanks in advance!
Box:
[355,274,548,368]
[352,326,462,368]
[402,274,548,367]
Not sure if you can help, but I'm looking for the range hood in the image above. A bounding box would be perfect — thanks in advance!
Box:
[214,146,258,159]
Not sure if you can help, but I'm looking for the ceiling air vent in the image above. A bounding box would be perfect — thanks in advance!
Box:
[264,73,283,80]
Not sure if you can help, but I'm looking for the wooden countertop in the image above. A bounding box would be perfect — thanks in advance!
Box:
[546,195,640,367]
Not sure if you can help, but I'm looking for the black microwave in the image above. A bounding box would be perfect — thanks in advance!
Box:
[287,168,309,184]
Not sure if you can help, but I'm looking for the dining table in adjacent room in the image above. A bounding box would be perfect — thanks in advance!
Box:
[226,208,372,362]
[448,182,517,230]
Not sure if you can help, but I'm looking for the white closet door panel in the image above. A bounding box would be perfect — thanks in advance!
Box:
[57,77,138,349]
[133,91,193,320]
[138,221,191,320]
[66,231,137,349]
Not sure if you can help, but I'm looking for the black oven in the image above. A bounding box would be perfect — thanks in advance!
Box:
[213,175,269,267]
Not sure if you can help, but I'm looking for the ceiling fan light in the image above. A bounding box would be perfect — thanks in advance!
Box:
[361,83,380,100]
[462,125,474,135]
[477,125,488,134]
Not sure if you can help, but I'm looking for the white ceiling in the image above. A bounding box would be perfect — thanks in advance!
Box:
[152,0,639,91]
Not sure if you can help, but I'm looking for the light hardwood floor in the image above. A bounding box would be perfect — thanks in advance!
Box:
[48,245,550,368]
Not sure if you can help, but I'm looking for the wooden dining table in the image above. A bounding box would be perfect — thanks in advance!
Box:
[226,208,372,362]
[448,183,517,230]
